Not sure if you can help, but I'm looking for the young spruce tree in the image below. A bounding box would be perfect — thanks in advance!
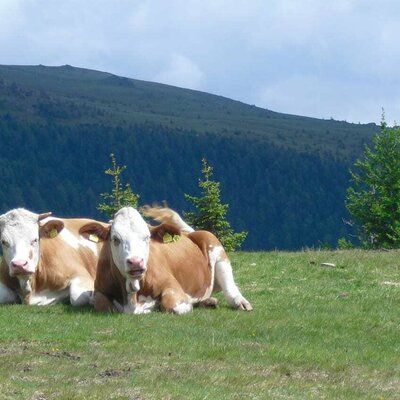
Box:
[184,158,247,251]
[97,153,140,218]
[346,120,400,248]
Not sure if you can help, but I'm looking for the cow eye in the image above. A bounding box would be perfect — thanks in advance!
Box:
[112,237,121,246]
[31,238,39,246]
[1,239,9,248]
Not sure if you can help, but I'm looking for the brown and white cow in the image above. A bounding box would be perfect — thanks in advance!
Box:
[80,206,252,314]
[0,208,108,305]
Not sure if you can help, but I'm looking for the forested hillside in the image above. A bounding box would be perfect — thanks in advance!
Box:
[0,65,379,249]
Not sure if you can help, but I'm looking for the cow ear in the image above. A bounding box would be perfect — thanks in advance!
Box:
[40,219,64,239]
[80,222,110,242]
[150,223,181,242]
[38,212,52,222]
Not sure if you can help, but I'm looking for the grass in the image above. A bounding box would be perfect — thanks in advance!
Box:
[0,250,399,399]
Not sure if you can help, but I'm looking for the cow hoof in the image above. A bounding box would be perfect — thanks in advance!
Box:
[172,302,193,314]
[196,297,219,309]
[232,296,253,311]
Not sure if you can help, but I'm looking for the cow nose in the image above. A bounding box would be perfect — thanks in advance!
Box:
[11,259,28,269]
[127,256,144,269]
[10,259,30,274]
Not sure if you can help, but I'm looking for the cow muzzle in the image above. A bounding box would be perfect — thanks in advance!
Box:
[126,256,146,278]
[10,259,32,276]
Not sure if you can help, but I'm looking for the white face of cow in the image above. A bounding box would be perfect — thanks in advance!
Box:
[110,207,150,284]
[0,209,50,277]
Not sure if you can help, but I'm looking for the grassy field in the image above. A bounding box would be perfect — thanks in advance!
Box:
[0,250,399,399]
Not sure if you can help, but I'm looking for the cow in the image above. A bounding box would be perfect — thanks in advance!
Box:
[80,206,252,314]
[0,208,108,305]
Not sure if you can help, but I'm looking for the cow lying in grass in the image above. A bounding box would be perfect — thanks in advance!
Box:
[0,208,108,305]
[80,206,252,314]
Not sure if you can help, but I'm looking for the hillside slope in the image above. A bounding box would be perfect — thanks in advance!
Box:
[0,65,379,249]
[0,64,378,158]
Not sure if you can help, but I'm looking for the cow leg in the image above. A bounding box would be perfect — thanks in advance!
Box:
[214,259,253,311]
[0,282,18,304]
[69,277,94,307]
[94,291,115,312]
[160,287,192,314]
[195,297,219,309]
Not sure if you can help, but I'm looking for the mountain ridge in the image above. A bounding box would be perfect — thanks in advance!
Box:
[0,64,378,159]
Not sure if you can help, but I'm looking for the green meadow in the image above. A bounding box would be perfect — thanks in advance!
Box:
[0,250,399,399]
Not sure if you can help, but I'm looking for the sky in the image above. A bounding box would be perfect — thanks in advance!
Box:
[1,0,399,125]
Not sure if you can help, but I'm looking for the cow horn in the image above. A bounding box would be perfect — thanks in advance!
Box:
[38,212,52,221]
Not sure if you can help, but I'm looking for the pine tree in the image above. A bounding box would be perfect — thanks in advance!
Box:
[97,153,140,218]
[346,120,400,248]
[184,158,247,251]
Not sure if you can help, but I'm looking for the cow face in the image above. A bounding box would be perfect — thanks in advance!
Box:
[110,207,151,284]
[0,208,58,277]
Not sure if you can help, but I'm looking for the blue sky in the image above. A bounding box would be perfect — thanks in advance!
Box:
[1,0,399,124]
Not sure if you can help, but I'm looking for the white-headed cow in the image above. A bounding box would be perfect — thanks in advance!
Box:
[81,206,252,314]
[0,208,108,305]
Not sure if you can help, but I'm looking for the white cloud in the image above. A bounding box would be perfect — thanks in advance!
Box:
[0,0,400,123]
[154,54,204,90]
[0,0,24,43]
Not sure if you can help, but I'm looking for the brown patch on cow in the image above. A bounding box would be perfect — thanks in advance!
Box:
[0,259,20,293]
[94,243,129,311]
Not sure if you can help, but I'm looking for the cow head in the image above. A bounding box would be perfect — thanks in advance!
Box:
[0,208,62,278]
[110,207,150,290]
[80,207,150,292]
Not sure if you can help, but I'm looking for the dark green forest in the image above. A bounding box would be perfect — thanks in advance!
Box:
[0,65,379,250]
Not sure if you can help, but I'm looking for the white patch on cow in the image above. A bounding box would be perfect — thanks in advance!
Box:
[215,260,242,303]
[69,277,94,306]
[210,245,252,310]
[60,228,98,256]
[29,287,69,305]
[0,281,18,304]
[167,210,194,233]
[59,228,80,249]
[173,301,192,314]
[79,236,98,255]
[38,216,59,225]
[0,208,41,276]
[126,278,140,294]
[110,207,150,278]
[138,295,159,312]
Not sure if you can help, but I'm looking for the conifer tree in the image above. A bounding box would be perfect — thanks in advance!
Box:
[97,153,140,218]
[346,120,400,248]
[184,158,247,251]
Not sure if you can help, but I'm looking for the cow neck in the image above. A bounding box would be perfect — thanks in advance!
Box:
[17,275,33,303]
[109,258,141,307]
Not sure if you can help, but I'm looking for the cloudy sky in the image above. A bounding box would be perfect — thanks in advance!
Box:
[1,0,399,124]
